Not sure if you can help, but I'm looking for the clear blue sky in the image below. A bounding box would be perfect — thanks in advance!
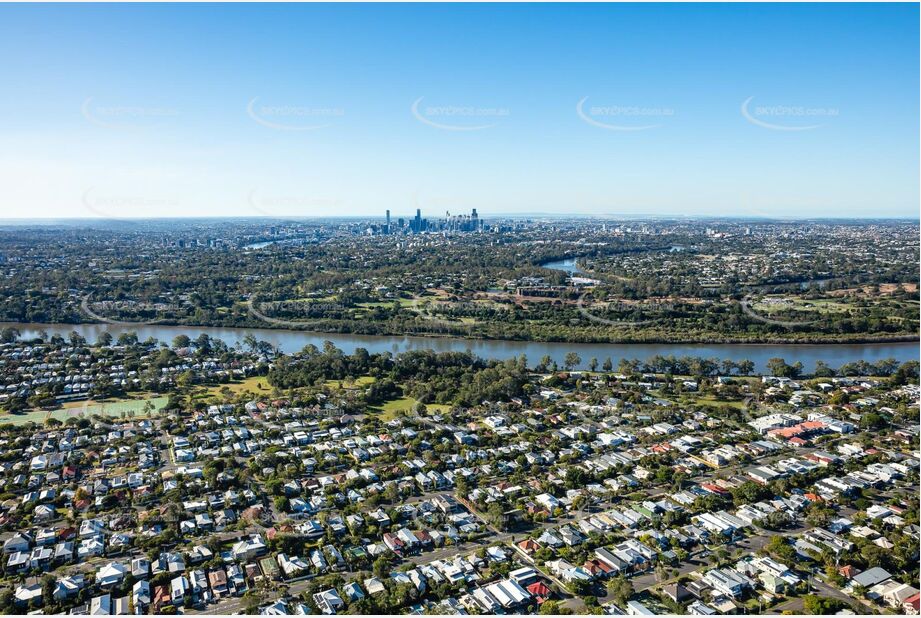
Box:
[0,3,917,219]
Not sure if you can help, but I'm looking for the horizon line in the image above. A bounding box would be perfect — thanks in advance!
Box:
[0,213,918,223]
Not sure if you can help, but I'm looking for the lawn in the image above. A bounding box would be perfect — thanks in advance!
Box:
[1,394,171,425]
[355,298,419,309]
[0,409,52,426]
[369,396,451,421]
[198,374,376,402]
[50,395,171,421]
[689,393,747,410]
[323,376,377,390]
[753,295,915,317]
[657,388,748,411]
[201,375,273,398]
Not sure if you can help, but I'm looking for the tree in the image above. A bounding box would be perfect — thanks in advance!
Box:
[569,578,593,596]
[731,481,769,506]
[589,357,598,372]
[455,474,470,497]
[41,573,56,605]
[814,360,836,377]
[96,332,113,347]
[804,503,834,528]
[766,535,796,564]
[618,358,640,375]
[767,357,792,377]
[0,327,19,344]
[824,563,846,588]
[859,412,887,430]
[0,588,12,614]
[195,333,213,354]
[760,510,791,530]
[384,483,400,503]
[564,352,581,371]
[387,583,417,611]
[765,357,803,378]
[172,335,191,349]
[372,557,390,578]
[602,357,613,372]
[487,501,507,531]
[711,547,730,567]
[265,479,284,496]
[803,595,847,615]
[737,359,755,376]
[606,576,632,605]
[860,543,889,569]
[539,600,571,615]
[890,360,920,385]
[117,331,138,346]
[564,467,589,489]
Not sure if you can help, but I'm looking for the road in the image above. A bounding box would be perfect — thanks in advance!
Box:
[168,431,885,615]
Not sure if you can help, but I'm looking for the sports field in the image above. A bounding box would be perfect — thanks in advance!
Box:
[0,395,171,425]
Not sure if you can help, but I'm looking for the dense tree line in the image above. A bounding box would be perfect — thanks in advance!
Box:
[267,346,529,406]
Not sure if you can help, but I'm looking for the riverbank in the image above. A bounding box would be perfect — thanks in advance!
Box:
[6,315,918,346]
[3,321,917,374]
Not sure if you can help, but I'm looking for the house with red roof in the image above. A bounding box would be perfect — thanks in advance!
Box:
[152,585,170,612]
[527,581,552,604]
[700,483,728,495]
[903,592,920,615]
[839,565,861,580]
[58,527,76,541]
[583,559,615,578]
[517,539,541,555]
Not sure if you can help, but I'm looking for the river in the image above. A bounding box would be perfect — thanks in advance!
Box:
[1,254,914,374]
[541,257,587,275]
[2,321,916,374]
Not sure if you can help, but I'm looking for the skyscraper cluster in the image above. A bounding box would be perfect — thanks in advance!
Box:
[375,207,482,235]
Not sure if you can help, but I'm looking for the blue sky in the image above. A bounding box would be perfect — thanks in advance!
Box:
[0,3,917,219]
